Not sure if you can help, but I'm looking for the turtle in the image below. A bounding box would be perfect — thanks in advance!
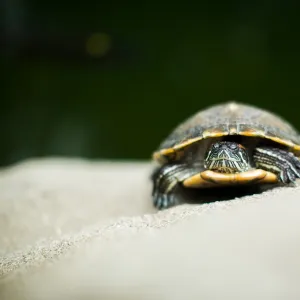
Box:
[151,102,300,210]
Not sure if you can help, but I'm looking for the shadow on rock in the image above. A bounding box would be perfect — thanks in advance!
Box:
[177,183,281,205]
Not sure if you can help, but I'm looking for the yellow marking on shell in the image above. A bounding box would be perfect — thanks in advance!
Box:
[183,169,278,188]
[152,137,204,163]
[239,131,296,149]
[152,148,185,163]
[202,129,227,138]
[239,129,265,137]
[153,133,226,163]
[229,126,237,134]
[152,152,168,163]
[153,128,300,162]
[265,136,294,148]
[155,148,175,157]
[173,137,203,150]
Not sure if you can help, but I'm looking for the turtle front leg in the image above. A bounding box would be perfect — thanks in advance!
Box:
[151,163,203,210]
[253,147,300,184]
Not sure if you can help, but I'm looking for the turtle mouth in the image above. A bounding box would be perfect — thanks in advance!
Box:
[204,141,250,174]
[204,157,246,173]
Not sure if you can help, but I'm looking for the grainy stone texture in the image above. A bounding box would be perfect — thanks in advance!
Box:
[1,158,300,300]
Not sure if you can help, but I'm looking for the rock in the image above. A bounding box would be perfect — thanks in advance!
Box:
[1,158,300,300]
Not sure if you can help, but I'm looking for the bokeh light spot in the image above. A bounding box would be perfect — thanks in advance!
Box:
[86,33,112,57]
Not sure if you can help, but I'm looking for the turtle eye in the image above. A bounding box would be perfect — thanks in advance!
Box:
[229,143,238,150]
[213,143,220,149]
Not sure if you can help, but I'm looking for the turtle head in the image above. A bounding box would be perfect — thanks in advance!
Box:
[204,141,250,173]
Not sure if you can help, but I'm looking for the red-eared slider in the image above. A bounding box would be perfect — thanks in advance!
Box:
[151,102,300,209]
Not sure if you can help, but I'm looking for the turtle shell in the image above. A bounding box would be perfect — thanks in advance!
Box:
[153,102,300,164]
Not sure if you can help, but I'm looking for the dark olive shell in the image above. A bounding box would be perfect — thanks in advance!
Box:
[153,102,300,163]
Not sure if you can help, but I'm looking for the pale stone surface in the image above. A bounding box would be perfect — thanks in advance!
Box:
[1,158,300,300]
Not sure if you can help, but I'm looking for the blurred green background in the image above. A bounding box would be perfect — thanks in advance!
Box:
[2,1,300,166]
